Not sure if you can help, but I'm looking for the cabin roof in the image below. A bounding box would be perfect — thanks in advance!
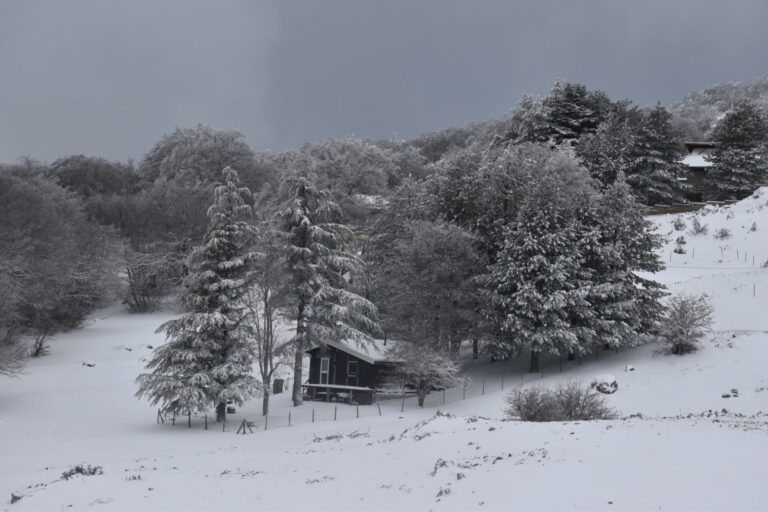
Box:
[310,338,405,365]
[681,150,713,168]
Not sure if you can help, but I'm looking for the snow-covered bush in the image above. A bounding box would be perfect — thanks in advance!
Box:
[714,228,731,240]
[674,235,687,254]
[672,216,687,231]
[659,293,714,355]
[387,343,465,407]
[590,374,618,394]
[505,381,616,422]
[750,221,757,232]
[690,217,708,235]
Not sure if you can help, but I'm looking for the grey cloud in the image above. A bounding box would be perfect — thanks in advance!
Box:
[0,0,766,163]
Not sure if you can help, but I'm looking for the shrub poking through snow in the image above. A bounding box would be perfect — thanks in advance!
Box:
[61,464,103,480]
[674,236,687,254]
[690,217,708,235]
[672,216,686,231]
[505,381,616,422]
[659,293,714,355]
[750,221,757,232]
[713,228,731,240]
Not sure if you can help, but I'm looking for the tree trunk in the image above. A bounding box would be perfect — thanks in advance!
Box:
[567,351,576,361]
[529,350,540,373]
[418,391,426,407]
[472,339,479,360]
[292,301,306,407]
[262,388,270,416]
[215,401,226,422]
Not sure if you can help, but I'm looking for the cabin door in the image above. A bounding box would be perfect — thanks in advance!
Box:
[319,357,330,385]
[346,360,359,387]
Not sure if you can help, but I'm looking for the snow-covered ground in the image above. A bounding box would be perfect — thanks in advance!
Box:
[2,190,768,511]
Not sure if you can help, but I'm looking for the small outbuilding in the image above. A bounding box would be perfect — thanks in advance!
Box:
[680,141,717,202]
[304,339,403,405]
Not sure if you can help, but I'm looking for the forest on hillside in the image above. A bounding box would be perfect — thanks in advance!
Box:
[2,75,767,415]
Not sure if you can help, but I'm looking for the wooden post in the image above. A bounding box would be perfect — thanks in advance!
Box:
[204,414,208,430]
[482,380,485,395]
[264,415,268,431]
[188,411,191,429]
[171,412,176,426]
[288,411,291,427]
[401,392,405,412]
[356,405,359,418]
[377,403,382,416]
[312,408,315,423]
[334,405,338,421]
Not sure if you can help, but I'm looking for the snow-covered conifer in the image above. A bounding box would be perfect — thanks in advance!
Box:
[136,167,259,421]
[279,175,381,406]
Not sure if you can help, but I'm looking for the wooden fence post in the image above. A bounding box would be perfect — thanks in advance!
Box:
[482,380,485,395]
[356,405,359,418]
[264,415,268,431]
[334,405,337,421]
[204,414,208,430]
[312,408,315,423]
[188,411,191,428]
[171,412,176,426]
[289,411,291,427]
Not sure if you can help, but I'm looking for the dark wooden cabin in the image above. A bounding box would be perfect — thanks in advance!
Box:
[304,339,403,405]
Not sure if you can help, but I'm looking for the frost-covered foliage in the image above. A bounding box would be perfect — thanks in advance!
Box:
[368,219,483,356]
[505,381,616,422]
[577,103,686,204]
[136,167,259,421]
[690,217,709,235]
[706,102,768,200]
[387,343,464,407]
[279,175,381,406]
[670,74,768,140]
[481,163,665,372]
[0,167,122,359]
[672,216,687,231]
[713,228,731,240]
[506,81,611,146]
[659,293,714,355]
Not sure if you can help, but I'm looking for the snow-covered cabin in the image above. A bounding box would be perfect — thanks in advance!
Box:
[304,339,403,405]
[680,141,717,202]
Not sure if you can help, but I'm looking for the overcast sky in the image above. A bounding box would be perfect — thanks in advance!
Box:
[1,0,767,163]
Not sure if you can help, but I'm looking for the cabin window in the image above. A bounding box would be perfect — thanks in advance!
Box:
[319,357,330,385]
[347,360,359,386]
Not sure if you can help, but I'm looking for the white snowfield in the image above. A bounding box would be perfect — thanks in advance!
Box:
[2,190,768,511]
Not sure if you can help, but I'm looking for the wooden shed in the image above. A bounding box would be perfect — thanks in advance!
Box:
[304,339,403,405]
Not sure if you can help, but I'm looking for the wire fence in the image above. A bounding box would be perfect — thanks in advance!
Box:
[155,348,620,435]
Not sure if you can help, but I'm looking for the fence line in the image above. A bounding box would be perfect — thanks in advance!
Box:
[157,346,632,435]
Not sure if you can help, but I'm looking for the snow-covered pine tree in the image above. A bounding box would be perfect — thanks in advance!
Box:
[279,175,381,406]
[542,80,611,145]
[480,173,595,372]
[707,101,768,199]
[583,173,667,348]
[136,167,259,422]
[576,102,641,188]
[626,105,686,205]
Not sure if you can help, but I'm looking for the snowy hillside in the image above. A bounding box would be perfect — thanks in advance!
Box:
[2,192,768,511]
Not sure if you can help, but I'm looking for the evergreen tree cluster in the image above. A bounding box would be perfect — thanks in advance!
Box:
[705,101,768,199]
